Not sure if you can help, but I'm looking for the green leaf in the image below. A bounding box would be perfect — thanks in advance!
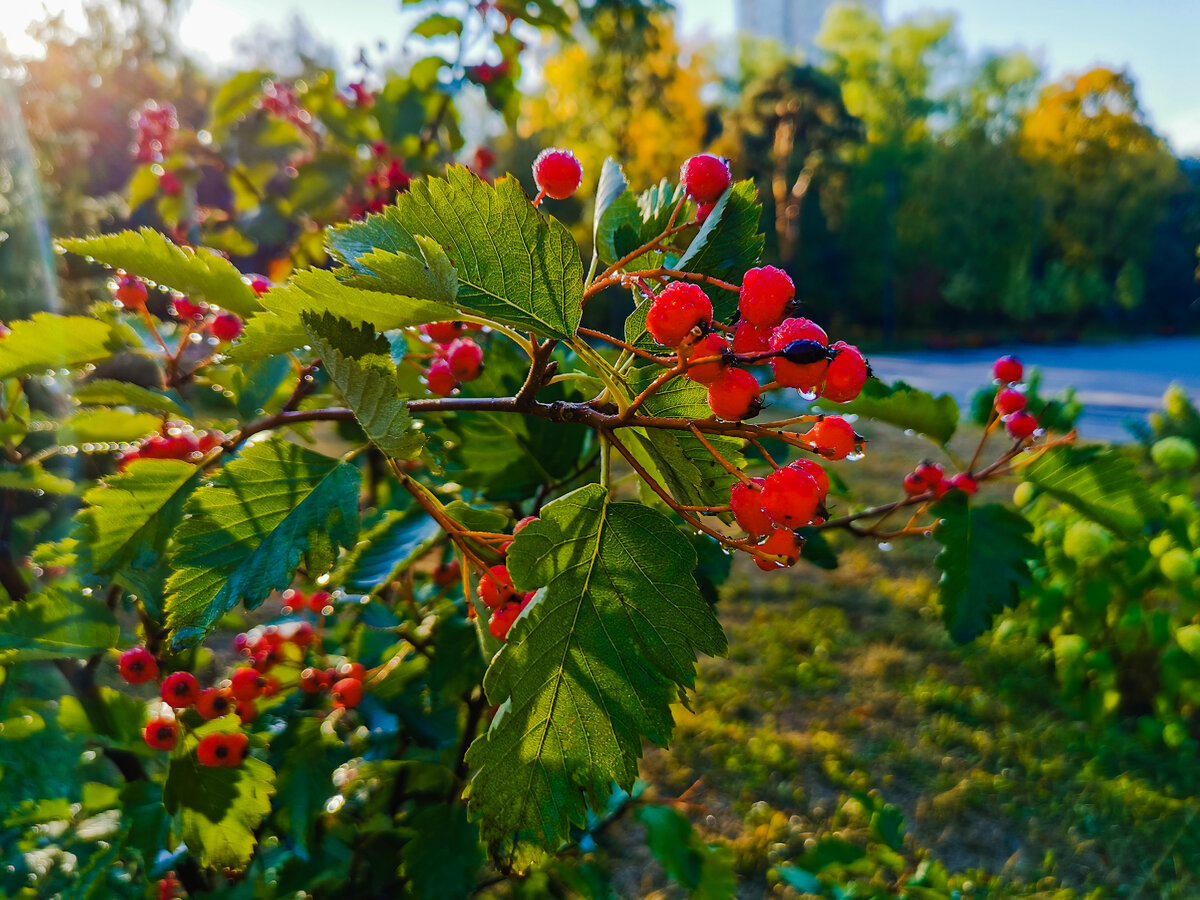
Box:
[72,379,187,416]
[164,439,360,645]
[337,508,441,593]
[466,484,726,849]
[675,179,764,319]
[412,12,463,37]
[58,687,147,748]
[302,312,424,460]
[232,267,458,360]
[210,70,270,133]
[0,314,119,380]
[400,805,483,900]
[796,526,839,570]
[127,165,159,210]
[328,167,583,340]
[163,719,276,872]
[637,805,737,899]
[270,718,343,852]
[933,493,1038,643]
[0,462,75,495]
[76,459,201,586]
[817,378,959,446]
[58,409,163,445]
[0,588,118,662]
[592,157,628,251]
[58,229,261,318]
[341,234,459,303]
[1023,445,1164,539]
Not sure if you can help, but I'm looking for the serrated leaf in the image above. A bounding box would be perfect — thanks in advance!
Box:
[59,229,261,317]
[232,267,458,360]
[0,462,75,495]
[400,805,483,900]
[302,312,424,460]
[164,439,360,645]
[0,314,119,379]
[163,719,275,871]
[1023,445,1164,539]
[933,493,1037,643]
[72,379,187,416]
[0,588,118,662]
[343,234,458,302]
[338,508,441,593]
[817,378,959,446]
[328,167,583,340]
[58,409,164,444]
[466,484,726,849]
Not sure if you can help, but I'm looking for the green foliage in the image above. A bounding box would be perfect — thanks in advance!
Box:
[0,588,118,662]
[0,314,119,379]
[467,484,727,849]
[638,805,737,899]
[819,378,958,446]
[1023,445,1164,539]
[165,439,360,644]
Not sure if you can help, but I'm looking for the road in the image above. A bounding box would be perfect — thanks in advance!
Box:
[865,337,1200,443]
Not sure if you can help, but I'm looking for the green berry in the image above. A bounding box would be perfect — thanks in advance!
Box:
[1149,533,1175,558]
[1160,547,1196,584]
[1062,521,1112,563]
[1012,482,1036,508]
[1151,436,1198,471]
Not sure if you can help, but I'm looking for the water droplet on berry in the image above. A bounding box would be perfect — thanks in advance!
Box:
[845,450,865,462]
[878,542,892,552]
[797,389,818,401]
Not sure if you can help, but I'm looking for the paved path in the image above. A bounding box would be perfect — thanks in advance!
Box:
[866,337,1200,443]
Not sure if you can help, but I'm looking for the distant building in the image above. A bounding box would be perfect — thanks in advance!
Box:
[735,0,884,60]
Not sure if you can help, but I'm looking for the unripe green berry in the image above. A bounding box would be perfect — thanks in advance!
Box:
[1163,384,1191,421]
[1149,533,1175,559]
[1062,521,1112,563]
[1151,436,1198,472]
[1012,482,1036,508]
[1160,547,1196,584]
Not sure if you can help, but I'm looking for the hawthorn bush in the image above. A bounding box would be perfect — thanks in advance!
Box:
[0,133,1174,896]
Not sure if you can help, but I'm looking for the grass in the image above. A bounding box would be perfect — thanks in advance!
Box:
[635,423,1200,898]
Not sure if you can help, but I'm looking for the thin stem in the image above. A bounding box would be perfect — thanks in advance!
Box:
[688,424,753,484]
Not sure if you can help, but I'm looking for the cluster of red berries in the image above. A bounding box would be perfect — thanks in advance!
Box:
[259,81,309,127]
[420,323,485,395]
[345,81,374,108]
[901,461,977,498]
[109,272,256,344]
[730,458,830,571]
[532,148,583,201]
[475,516,539,640]
[159,170,182,197]
[130,100,178,163]
[117,424,226,470]
[237,617,369,712]
[280,588,335,617]
[297,662,367,709]
[992,355,1038,440]
[467,60,510,86]
[350,144,412,219]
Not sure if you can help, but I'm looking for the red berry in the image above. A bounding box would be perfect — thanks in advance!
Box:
[732,319,773,355]
[993,355,1023,384]
[914,462,944,486]
[806,416,857,461]
[433,559,462,586]
[160,170,182,196]
[299,667,327,693]
[446,338,484,381]
[822,342,868,403]
[246,274,272,296]
[171,295,204,319]
[769,318,828,391]
[686,333,729,385]
[760,465,821,528]
[290,621,314,647]
[331,677,364,709]
[706,368,761,421]
[196,733,230,767]
[680,153,731,204]
[307,590,332,614]
[261,675,281,697]
[425,358,458,395]
[739,266,794,327]
[196,688,233,720]
[161,672,200,708]
[210,312,243,343]
[645,282,713,348]
[229,667,266,701]
[903,472,927,495]
[948,473,978,495]
[730,477,774,537]
[235,700,258,724]
[422,321,466,344]
[143,718,178,751]
[337,661,366,680]
[695,201,716,225]
[513,515,539,535]
[1006,411,1038,440]
[118,647,159,684]
[995,388,1026,415]
[754,528,802,571]
[478,564,516,609]
[790,458,830,502]
[113,274,149,308]
[489,602,523,640]
[532,148,583,200]
[224,732,249,766]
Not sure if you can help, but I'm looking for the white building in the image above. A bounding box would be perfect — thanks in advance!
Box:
[735,0,885,60]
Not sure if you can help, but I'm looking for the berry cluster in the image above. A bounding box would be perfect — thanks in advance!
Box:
[259,81,309,127]
[420,323,486,395]
[476,516,539,639]
[532,148,583,202]
[901,461,977,498]
[350,145,412,219]
[109,272,252,344]
[117,423,226,470]
[130,100,178,163]
[992,356,1039,440]
[729,458,831,571]
[467,60,510,86]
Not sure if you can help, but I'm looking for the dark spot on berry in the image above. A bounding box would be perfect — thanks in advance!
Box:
[214,745,229,759]
[156,726,172,741]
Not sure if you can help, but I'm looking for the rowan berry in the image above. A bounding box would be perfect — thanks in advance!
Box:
[680,153,731,203]
[732,319,773,355]
[307,590,332,614]
[113,274,149,308]
[299,667,327,693]
[337,661,366,681]
[489,601,524,640]
[225,732,250,765]
[160,170,182,196]
[686,333,729,384]
[914,461,944,486]
[695,201,716,225]
[161,672,200,708]
[706,368,761,421]
[196,688,233,720]
[425,358,458,395]
[171,295,204,319]
[791,458,830,502]
[645,282,713,348]
[806,416,857,460]
[478,564,516,609]
[422,321,466,344]
[995,388,1026,415]
[289,621,314,647]
[760,465,821,528]
[236,700,258,724]
[769,318,828,391]
[331,677,364,709]
[948,473,978,495]
[143,718,178,751]
[1006,410,1038,439]
[246,274,272,296]
[229,667,266,701]
[433,559,462,586]
[738,266,794,327]
[754,528,802,571]
[446,338,484,381]
[993,355,1023,384]
[118,647,159,684]
[822,342,868,403]
[903,472,927,495]
[532,148,583,200]
[730,477,774,537]
[210,312,243,343]
[197,733,232,767]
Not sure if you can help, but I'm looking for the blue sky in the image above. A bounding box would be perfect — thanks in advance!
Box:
[5,1,1199,154]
